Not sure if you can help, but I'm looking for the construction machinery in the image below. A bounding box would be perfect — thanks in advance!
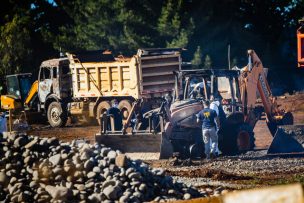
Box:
[0,73,32,111]
[96,49,302,159]
[298,18,304,68]
[6,49,181,127]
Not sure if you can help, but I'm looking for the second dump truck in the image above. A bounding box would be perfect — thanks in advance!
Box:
[21,48,181,127]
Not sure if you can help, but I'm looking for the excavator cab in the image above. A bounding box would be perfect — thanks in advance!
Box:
[1,74,32,110]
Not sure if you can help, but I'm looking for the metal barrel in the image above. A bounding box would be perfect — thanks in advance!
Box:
[267,125,304,154]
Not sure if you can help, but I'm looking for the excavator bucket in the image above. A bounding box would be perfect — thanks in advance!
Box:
[267,125,304,155]
[95,132,173,160]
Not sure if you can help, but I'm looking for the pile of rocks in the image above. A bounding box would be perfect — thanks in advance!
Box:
[0,132,201,202]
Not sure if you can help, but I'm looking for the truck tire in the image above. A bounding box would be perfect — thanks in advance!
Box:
[118,100,132,121]
[219,123,255,155]
[47,101,67,127]
[96,101,111,124]
[236,123,255,151]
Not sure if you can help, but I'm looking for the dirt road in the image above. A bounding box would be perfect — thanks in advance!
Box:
[26,93,304,191]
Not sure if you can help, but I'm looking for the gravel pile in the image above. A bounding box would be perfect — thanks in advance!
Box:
[0,132,201,202]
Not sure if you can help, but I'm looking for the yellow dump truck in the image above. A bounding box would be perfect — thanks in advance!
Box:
[25,48,181,127]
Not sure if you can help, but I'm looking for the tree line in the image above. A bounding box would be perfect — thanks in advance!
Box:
[0,0,303,75]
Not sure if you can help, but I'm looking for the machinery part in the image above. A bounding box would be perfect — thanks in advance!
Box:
[95,132,162,158]
[219,124,239,155]
[219,122,255,155]
[267,112,294,136]
[0,95,22,110]
[47,101,67,127]
[96,131,174,160]
[189,143,203,159]
[96,101,111,124]
[236,123,255,151]
[280,111,294,125]
[297,18,304,68]
[159,131,174,159]
[24,80,38,107]
[118,100,132,121]
[267,125,304,154]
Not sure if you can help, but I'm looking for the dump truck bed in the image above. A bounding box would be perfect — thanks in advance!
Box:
[67,49,181,99]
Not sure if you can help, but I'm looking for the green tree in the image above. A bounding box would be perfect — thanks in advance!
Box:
[231,57,238,68]
[157,0,194,48]
[191,46,202,67]
[0,14,32,75]
[54,0,157,54]
[203,54,212,69]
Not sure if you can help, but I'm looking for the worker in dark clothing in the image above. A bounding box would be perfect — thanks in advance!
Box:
[107,99,123,131]
[196,100,220,159]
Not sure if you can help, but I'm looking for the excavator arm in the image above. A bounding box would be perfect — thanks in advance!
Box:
[24,80,38,108]
[240,50,304,155]
[298,18,304,68]
[239,50,290,129]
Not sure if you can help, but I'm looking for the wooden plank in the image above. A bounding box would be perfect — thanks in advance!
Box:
[168,197,221,203]
[223,184,303,203]
[171,184,303,203]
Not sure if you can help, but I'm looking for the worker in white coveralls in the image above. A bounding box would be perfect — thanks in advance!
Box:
[196,100,220,159]
[210,98,221,156]
[210,93,226,156]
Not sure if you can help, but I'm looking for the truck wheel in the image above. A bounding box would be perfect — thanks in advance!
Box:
[118,100,132,120]
[219,123,255,155]
[47,101,67,127]
[96,101,111,124]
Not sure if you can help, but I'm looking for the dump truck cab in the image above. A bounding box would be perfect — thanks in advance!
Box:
[38,58,71,106]
[37,58,72,127]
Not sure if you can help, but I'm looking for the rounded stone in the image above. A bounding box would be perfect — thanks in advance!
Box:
[87,172,96,179]
[93,167,101,173]
[184,193,191,200]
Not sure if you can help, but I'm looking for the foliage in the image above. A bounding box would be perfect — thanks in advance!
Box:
[203,55,212,69]
[0,14,32,75]
[191,46,202,67]
[0,0,303,74]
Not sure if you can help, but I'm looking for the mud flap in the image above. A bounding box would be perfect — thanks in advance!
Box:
[159,132,174,159]
[267,126,304,154]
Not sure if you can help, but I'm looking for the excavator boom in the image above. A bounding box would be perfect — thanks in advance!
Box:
[241,50,303,155]
[298,18,304,68]
[24,80,38,107]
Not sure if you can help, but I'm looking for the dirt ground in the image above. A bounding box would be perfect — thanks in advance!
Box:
[27,92,304,191]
